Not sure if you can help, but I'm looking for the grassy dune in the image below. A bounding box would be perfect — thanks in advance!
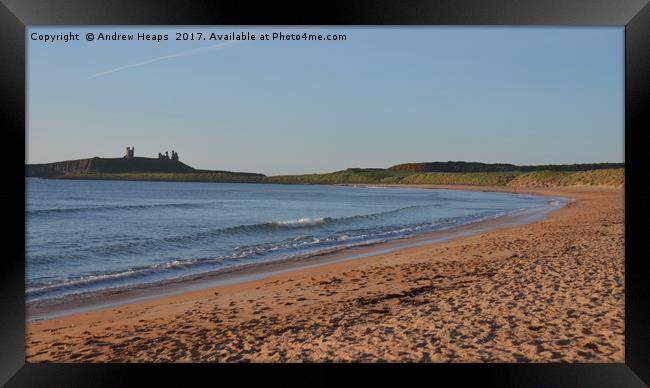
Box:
[507,168,624,188]
[55,167,624,188]
[267,169,411,184]
[270,168,624,187]
[388,161,625,173]
[398,172,520,186]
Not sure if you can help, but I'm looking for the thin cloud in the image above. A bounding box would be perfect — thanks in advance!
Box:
[86,41,238,79]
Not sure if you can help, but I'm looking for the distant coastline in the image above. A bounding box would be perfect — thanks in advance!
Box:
[26,150,624,188]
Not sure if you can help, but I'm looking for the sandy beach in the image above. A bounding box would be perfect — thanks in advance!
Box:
[25,185,624,363]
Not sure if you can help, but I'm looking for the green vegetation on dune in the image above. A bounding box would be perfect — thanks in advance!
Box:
[507,168,624,187]
[567,168,625,186]
[389,161,521,173]
[398,172,521,186]
[269,168,624,187]
[388,161,625,173]
[58,168,624,187]
[506,171,573,187]
[267,168,412,184]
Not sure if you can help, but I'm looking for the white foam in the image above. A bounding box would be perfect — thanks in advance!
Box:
[272,217,326,227]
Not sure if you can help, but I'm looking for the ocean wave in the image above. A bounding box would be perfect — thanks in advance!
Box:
[266,204,438,229]
[271,217,328,227]
[27,202,206,216]
[26,257,206,298]
[26,208,519,301]
[33,204,441,258]
[28,203,521,268]
[26,224,398,299]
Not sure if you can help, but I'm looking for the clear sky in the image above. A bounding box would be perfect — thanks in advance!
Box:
[27,27,624,175]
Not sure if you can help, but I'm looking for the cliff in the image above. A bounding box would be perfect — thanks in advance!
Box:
[26,157,195,177]
[27,158,95,177]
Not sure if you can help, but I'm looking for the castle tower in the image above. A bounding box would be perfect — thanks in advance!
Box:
[124,146,135,159]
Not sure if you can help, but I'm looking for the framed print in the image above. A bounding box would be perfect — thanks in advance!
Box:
[1,0,649,386]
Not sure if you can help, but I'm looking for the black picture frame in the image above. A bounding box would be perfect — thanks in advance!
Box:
[1,0,648,386]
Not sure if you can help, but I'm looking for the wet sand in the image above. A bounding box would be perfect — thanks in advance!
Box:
[25,185,624,362]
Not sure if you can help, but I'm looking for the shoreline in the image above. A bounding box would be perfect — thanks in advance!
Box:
[27,190,566,322]
[26,185,624,362]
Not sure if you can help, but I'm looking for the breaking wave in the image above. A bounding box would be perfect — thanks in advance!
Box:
[25,206,529,302]
[271,217,328,227]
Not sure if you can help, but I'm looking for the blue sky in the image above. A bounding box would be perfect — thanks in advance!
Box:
[27,27,624,175]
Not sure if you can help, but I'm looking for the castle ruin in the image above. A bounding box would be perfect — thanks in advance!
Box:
[124,146,135,159]
[158,150,179,161]
[123,146,179,161]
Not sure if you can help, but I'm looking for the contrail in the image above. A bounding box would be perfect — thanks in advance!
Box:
[86,41,238,79]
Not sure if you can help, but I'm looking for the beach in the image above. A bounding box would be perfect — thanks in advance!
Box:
[25,185,624,363]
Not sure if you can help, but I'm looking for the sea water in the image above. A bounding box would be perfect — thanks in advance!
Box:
[26,179,564,303]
